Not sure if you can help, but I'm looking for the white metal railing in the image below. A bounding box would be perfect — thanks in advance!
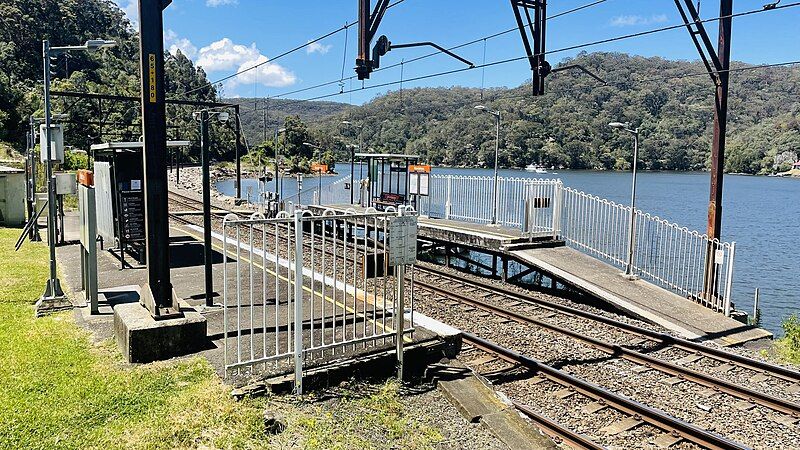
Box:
[560,187,736,314]
[420,174,562,238]
[220,207,415,393]
[417,173,737,315]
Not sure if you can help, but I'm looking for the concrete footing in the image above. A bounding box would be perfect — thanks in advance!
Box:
[34,296,73,317]
[114,300,207,363]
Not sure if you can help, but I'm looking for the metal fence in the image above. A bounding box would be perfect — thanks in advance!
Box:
[418,173,736,315]
[220,207,415,393]
[559,187,735,314]
[420,174,562,238]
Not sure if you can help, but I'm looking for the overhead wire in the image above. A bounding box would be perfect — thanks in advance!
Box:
[260,1,800,108]
[234,59,800,134]
[177,0,407,98]
[227,0,611,107]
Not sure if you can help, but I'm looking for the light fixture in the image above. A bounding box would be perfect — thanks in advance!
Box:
[84,39,117,52]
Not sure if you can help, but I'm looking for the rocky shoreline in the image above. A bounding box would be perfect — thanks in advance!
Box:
[167,165,245,206]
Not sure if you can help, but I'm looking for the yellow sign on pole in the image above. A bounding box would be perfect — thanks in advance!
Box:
[148,54,157,103]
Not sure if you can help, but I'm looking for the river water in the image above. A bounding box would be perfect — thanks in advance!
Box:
[217,165,800,336]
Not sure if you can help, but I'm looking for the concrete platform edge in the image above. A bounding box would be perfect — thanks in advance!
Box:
[431,360,557,450]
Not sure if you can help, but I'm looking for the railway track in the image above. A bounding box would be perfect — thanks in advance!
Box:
[413,264,800,449]
[415,264,800,389]
[463,333,748,450]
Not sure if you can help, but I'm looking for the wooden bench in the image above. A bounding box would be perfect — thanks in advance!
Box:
[374,192,405,211]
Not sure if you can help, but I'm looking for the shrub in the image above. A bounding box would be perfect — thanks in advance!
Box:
[779,314,800,363]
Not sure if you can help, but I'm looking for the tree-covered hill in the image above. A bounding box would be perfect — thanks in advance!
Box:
[226,97,350,146]
[3,0,798,177]
[0,0,225,160]
[300,52,800,175]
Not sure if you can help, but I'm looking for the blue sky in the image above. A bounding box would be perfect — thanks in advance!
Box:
[114,0,799,104]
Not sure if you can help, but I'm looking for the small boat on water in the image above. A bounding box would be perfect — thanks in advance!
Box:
[525,164,548,174]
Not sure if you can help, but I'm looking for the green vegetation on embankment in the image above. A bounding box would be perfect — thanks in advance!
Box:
[777,314,800,364]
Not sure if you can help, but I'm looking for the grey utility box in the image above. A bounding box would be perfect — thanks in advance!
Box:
[55,172,77,195]
[39,124,64,164]
[0,166,26,226]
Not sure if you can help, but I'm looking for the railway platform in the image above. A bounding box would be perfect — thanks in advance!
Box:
[308,204,563,251]
[512,246,773,346]
[55,209,453,388]
[310,203,771,346]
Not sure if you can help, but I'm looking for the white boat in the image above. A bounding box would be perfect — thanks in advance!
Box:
[525,164,547,174]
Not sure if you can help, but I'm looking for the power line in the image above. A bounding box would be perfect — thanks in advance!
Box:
[280,1,800,105]
[233,59,800,134]
[265,0,610,101]
[178,0,407,98]
[207,0,800,117]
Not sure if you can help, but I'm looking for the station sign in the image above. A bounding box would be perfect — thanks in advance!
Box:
[311,163,328,173]
[388,215,418,266]
[408,164,431,173]
[408,164,431,197]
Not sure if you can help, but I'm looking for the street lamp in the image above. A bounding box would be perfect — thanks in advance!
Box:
[37,39,116,311]
[273,127,286,198]
[475,105,501,225]
[342,121,364,204]
[193,109,230,307]
[609,121,640,279]
[303,142,324,205]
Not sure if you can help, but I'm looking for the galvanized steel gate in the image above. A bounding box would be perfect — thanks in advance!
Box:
[221,207,416,393]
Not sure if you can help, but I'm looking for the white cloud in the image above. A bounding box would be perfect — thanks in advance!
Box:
[206,0,238,6]
[165,29,198,59]
[306,41,332,55]
[197,38,260,71]
[113,0,138,24]
[610,14,668,27]
[197,38,296,88]
[230,55,297,88]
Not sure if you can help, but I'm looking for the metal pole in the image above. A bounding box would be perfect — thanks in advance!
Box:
[396,264,405,380]
[25,129,34,240]
[491,112,500,225]
[235,106,242,200]
[200,110,214,307]
[138,0,176,317]
[753,287,760,324]
[293,212,304,394]
[350,147,355,204]
[704,0,733,301]
[273,128,280,198]
[40,40,64,301]
[281,135,287,198]
[624,130,639,277]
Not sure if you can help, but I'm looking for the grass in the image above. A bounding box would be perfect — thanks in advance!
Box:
[0,228,443,449]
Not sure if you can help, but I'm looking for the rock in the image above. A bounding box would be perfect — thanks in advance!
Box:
[263,410,287,435]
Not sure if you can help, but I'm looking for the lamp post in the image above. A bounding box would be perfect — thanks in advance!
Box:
[303,142,324,205]
[609,121,640,279]
[341,121,364,204]
[37,39,115,311]
[193,109,229,307]
[275,128,286,197]
[274,127,286,198]
[475,105,501,225]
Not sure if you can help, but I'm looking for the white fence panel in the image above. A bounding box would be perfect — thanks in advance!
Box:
[221,208,415,393]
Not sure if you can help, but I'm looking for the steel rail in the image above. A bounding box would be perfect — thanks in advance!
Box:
[463,332,750,450]
[416,264,800,385]
[415,277,800,417]
[511,401,606,450]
